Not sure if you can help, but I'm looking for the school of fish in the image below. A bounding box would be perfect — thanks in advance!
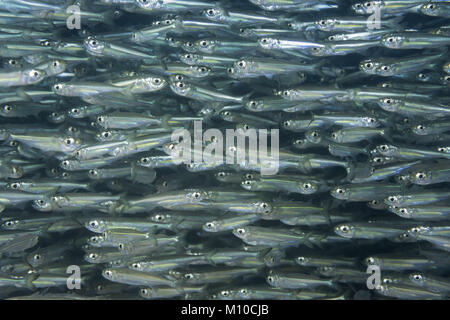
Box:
[0,0,449,300]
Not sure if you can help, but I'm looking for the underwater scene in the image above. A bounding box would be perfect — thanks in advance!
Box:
[0,0,449,300]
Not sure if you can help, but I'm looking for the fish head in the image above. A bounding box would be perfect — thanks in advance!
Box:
[86,219,107,233]
[316,18,336,32]
[179,53,201,65]
[195,39,216,53]
[232,226,251,241]
[2,219,20,230]
[31,198,54,212]
[202,220,221,232]
[334,224,356,238]
[169,79,193,96]
[365,256,382,268]
[22,69,46,85]
[258,37,279,50]
[68,106,89,119]
[300,181,318,194]
[84,251,102,264]
[46,59,67,76]
[409,272,426,286]
[102,268,117,281]
[245,99,264,112]
[84,37,105,56]
[409,171,432,185]
[87,235,105,247]
[241,179,256,190]
[306,130,322,143]
[191,65,211,78]
[394,207,414,219]
[203,7,227,22]
[135,0,160,9]
[359,59,379,74]
[266,273,280,287]
[382,34,404,49]
[420,3,439,16]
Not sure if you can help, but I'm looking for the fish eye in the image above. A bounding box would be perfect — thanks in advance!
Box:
[89,39,98,46]
[185,54,192,59]
[192,192,201,199]
[297,257,306,262]
[37,200,45,205]
[30,70,40,78]
[331,133,337,139]
[3,104,12,112]
[244,180,252,185]
[62,160,70,167]
[366,62,373,68]
[367,257,375,264]
[207,9,215,15]
[380,145,388,151]
[355,3,362,8]
[339,225,350,232]
[418,73,426,79]
[184,273,194,279]
[155,214,164,221]
[65,137,74,145]
[416,172,425,180]
[427,4,435,9]
[221,290,229,297]
[102,131,111,138]
[388,196,397,202]
[382,82,391,88]
[176,82,185,88]
[205,222,215,228]
[387,37,395,43]
[336,188,345,194]
[97,116,105,123]
[319,20,326,25]
[53,61,59,67]
[303,183,312,189]
[267,276,274,283]
[90,220,99,228]
[62,172,69,178]
[399,208,408,214]
[9,59,17,65]
[249,101,257,108]
[412,274,423,281]
[88,169,98,176]
[89,253,98,260]
[186,42,193,47]
[217,172,225,177]
[152,78,161,85]
[329,36,336,41]
[104,270,113,278]
[162,181,168,187]
[237,60,246,68]
[236,228,246,235]
[140,157,150,164]
[132,263,141,269]
[200,41,208,46]
[140,289,148,295]
[283,90,290,96]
